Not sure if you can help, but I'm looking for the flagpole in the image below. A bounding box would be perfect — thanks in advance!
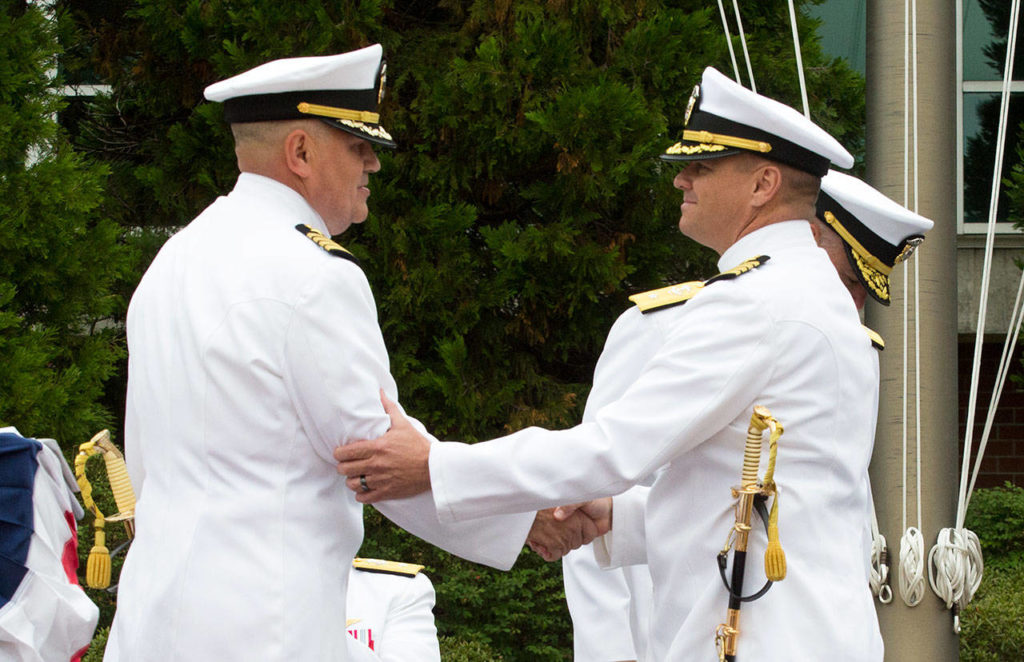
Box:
[864,1,959,660]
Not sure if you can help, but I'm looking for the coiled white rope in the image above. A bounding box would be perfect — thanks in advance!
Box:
[898,527,927,605]
[716,0,742,85]
[930,0,1021,632]
[869,499,893,604]
[928,528,984,633]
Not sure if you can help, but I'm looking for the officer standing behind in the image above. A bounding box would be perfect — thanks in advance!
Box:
[813,169,933,312]
[107,45,596,662]
[345,558,440,662]
[337,67,886,661]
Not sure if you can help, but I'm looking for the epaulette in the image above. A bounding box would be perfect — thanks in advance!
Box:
[863,325,885,351]
[629,280,704,313]
[352,557,423,577]
[703,255,770,286]
[295,224,361,267]
[629,255,770,314]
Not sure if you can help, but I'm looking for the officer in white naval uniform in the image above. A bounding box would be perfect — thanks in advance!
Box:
[563,170,935,662]
[345,558,440,662]
[813,169,933,311]
[337,67,886,661]
[105,45,599,662]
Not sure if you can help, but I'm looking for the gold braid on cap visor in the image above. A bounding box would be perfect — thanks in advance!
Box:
[822,211,892,276]
[681,129,772,154]
[851,249,890,301]
[297,102,380,124]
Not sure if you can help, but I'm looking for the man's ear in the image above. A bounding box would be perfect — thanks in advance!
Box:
[750,163,783,207]
[284,128,314,179]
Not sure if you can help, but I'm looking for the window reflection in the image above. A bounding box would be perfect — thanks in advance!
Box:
[963,0,1024,81]
[963,94,1023,225]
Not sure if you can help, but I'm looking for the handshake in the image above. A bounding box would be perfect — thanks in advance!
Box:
[334,391,613,562]
[525,500,612,562]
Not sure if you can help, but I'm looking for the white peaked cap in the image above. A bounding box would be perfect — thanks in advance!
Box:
[817,169,934,304]
[203,44,395,147]
[662,67,854,176]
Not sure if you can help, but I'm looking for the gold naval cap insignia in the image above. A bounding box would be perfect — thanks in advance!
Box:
[684,84,700,127]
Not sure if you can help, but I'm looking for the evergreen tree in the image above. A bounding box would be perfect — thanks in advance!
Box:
[0,0,127,443]
[63,1,864,657]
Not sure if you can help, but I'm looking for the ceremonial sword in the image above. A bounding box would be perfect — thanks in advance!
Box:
[715,406,786,662]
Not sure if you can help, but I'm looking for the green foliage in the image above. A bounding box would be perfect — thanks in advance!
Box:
[360,507,572,659]
[81,626,109,662]
[965,482,1024,566]
[59,0,866,658]
[439,635,504,661]
[959,558,1024,662]
[0,3,128,443]
[959,485,1024,661]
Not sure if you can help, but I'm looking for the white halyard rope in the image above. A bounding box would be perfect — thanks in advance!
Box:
[731,0,756,92]
[897,0,925,607]
[787,0,810,118]
[931,0,1021,632]
[716,0,742,85]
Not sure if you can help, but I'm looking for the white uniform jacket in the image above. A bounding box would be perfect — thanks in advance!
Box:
[345,562,440,662]
[106,173,533,662]
[429,221,884,661]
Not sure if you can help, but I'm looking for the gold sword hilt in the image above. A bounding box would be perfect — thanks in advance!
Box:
[716,406,787,660]
[75,429,137,588]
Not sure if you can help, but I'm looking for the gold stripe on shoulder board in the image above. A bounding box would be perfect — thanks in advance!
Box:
[863,325,885,351]
[703,255,770,286]
[629,280,704,313]
[295,224,361,267]
[352,557,424,577]
[629,256,770,315]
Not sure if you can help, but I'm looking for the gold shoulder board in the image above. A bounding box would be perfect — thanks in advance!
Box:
[352,557,423,577]
[703,255,770,286]
[629,280,704,314]
[295,224,361,267]
[863,325,885,351]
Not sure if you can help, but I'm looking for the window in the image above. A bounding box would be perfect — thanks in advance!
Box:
[958,0,1024,233]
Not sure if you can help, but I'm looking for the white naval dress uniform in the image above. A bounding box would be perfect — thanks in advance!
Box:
[345,561,440,662]
[429,221,884,661]
[106,173,534,661]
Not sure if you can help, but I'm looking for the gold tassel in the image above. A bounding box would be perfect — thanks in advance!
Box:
[764,493,786,581]
[86,523,111,589]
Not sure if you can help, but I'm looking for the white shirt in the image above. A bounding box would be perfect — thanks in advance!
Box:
[106,173,534,662]
[429,221,884,661]
[345,563,440,662]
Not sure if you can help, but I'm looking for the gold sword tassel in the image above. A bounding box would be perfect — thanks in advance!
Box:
[715,406,786,662]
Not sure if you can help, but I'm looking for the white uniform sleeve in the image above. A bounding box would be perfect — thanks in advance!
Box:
[429,287,774,521]
[282,260,533,569]
[594,487,649,569]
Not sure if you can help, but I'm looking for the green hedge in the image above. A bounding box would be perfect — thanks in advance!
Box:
[959,483,1024,661]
